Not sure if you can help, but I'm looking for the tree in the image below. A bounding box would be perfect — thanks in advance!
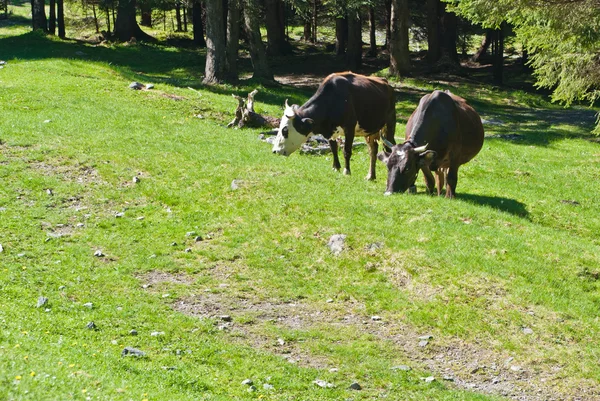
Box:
[264,0,290,55]
[203,0,227,83]
[57,0,65,37]
[225,0,241,81]
[192,0,206,46]
[426,0,440,62]
[115,0,153,41]
[448,0,600,132]
[389,0,410,76]
[346,6,361,70]
[31,0,48,32]
[367,6,377,56]
[243,0,273,80]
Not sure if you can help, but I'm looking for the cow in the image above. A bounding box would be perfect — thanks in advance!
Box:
[271,72,396,181]
[378,90,484,198]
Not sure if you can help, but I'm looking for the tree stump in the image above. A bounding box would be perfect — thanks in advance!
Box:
[227,89,280,130]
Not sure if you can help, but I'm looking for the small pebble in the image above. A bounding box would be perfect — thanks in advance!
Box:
[129,329,138,336]
[349,382,362,390]
[313,379,335,388]
[121,347,146,357]
[162,293,170,298]
[263,384,274,390]
[133,176,140,183]
[423,376,435,383]
[247,386,256,392]
[418,335,433,340]
[241,379,253,386]
[83,302,93,309]
[391,365,411,371]
[151,331,165,336]
[326,298,333,303]
[219,315,232,322]
[371,315,382,321]
[93,250,104,257]
[185,248,192,253]
[58,286,66,290]
[443,375,454,381]
[46,189,53,195]
[36,297,49,308]
[418,340,429,347]
[277,338,285,346]
[522,327,534,335]
[86,321,96,330]
[329,368,338,373]
[115,212,124,218]
[194,236,203,242]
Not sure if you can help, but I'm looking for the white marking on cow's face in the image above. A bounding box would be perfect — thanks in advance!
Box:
[396,150,406,160]
[272,114,308,156]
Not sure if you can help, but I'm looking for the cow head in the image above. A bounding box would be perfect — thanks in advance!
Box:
[272,100,314,156]
[378,139,436,195]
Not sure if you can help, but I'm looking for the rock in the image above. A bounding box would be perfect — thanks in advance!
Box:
[185,248,192,253]
[194,236,203,242]
[510,365,521,372]
[313,379,335,388]
[371,315,382,321]
[423,376,435,383]
[263,384,274,390]
[129,329,138,336]
[83,302,93,309]
[58,285,66,290]
[326,298,333,303]
[93,250,104,257]
[133,176,141,183]
[185,231,196,237]
[151,331,165,336]
[0,244,3,253]
[121,347,146,357]
[231,180,241,190]
[162,293,170,298]
[247,386,256,392]
[0,60,6,65]
[443,375,454,381]
[241,379,253,386]
[76,223,85,227]
[37,297,49,308]
[418,340,429,347]
[129,82,145,90]
[277,338,285,346]
[327,234,346,256]
[219,315,232,322]
[86,321,97,330]
[145,84,154,90]
[492,377,500,384]
[46,188,53,195]
[522,327,534,335]
[349,382,362,390]
[43,120,52,124]
[391,365,411,371]
[115,212,124,218]
[171,242,177,246]
[366,242,383,251]
[418,335,433,340]
[329,368,338,373]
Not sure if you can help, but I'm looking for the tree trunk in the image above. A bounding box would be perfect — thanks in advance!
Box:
[225,0,240,81]
[176,2,182,31]
[389,0,410,76]
[346,8,361,70]
[92,3,99,33]
[49,0,56,35]
[140,1,152,26]
[264,0,288,55]
[243,0,273,80]
[303,19,311,41]
[367,6,377,56]
[105,6,111,34]
[311,0,317,43]
[439,2,458,64]
[492,24,504,85]
[204,0,227,83]
[57,0,65,37]
[384,0,391,49]
[426,0,440,63]
[183,6,187,31]
[115,0,153,41]
[192,0,206,46]
[335,16,347,56]
[31,0,47,32]
[472,29,492,62]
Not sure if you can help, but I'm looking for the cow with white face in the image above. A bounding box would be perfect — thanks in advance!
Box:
[271,72,396,181]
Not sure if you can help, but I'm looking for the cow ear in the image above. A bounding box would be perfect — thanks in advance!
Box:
[301,117,314,125]
[377,151,390,164]
[418,150,436,167]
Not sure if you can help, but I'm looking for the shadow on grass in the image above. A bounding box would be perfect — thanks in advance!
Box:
[0,14,30,29]
[458,193,529,218]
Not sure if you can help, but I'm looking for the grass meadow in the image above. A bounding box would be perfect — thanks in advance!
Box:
[1,11,600,401]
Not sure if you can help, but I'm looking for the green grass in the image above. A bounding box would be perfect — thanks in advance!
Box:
[1,24,600,401]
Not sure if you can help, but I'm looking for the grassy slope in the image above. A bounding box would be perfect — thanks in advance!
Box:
[1,21,600,401]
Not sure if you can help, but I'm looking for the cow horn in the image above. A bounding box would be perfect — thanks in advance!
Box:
[413,143,428,153]
[284,99,295,118]
[285,99,290,109]
[381,137,395,149]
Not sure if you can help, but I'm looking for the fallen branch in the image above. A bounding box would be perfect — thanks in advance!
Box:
[227,89,280,130]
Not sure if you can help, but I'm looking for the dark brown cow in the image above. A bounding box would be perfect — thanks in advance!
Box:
[272,72,396,180]
[378,90,484,198]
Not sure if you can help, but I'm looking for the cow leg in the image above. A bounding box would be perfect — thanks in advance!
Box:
[343,128,355,175]
[365,135,378,180]
[421,166,436,194]
[329,139,341,171]
[436,169,446,196]
[383,110,396,152]
[446,166,459,198]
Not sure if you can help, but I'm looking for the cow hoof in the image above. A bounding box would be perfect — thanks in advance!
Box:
[343,169,351,176]
[365,174,375,181]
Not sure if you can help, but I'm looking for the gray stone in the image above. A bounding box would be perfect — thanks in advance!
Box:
[327,234,346,256]
[219,315,232,322]
[151,331,165,336]
[522,327,534,335]
[185,248,192,253]
[0,244,3,253]
[115,212,124,218]
[349,382,362,390]
[46,188,53,195]
[418,340,429,347]
[86,321,97,330]
[263,384,274,390]
[37,297,49,308]
[121,347,146,357]
[247,386,256,392]
[145,84,154,90]
[277,338,285,346]
[194,236,203,242]
[443,375,454,381]
[129,329,138,336]
[93,250,104,257]
[313,379,335,388]
[58,286,66,290]
[129,82,144,90]
[242,379,253,386]
[133,176,141,183]
[371,315,382,321]
[423,376,435,383]
[231,180,241,190]
[418,335,433,340]
[391,365,411,371]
